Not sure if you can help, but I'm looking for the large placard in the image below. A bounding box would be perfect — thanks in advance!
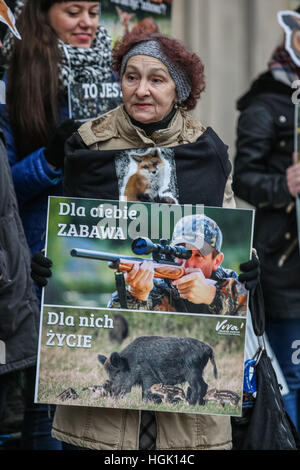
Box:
[35,196,254,417]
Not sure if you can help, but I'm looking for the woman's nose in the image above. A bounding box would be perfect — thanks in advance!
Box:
[136,79,150,97]
[78,13,94,28]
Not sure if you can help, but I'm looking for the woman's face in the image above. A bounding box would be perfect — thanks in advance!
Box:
[122,55,177,123]
[48,1,99,48]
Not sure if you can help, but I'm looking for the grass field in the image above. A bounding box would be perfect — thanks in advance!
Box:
[37,313,244,417]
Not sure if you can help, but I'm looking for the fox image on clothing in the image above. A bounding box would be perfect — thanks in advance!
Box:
[115,147,179,204]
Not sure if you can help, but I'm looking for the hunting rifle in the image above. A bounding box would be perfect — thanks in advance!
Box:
[70,237,192,280]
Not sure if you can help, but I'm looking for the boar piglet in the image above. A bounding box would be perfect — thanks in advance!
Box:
[98,336,217,405]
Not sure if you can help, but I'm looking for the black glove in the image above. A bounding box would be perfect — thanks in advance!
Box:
[44,119,80,169]
[238,252,260,293]
[31,251,53,288]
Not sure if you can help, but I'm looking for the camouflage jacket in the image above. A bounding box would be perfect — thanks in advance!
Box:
[109,266,247,316]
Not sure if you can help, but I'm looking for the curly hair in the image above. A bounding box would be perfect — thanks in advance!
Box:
[112,31,205,111]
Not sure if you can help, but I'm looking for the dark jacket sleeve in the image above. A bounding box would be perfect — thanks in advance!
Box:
[233,102,292,208]
[0,106,62,206]
[0,134,39,340]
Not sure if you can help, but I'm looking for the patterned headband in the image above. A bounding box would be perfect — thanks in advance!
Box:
[120,40,191,103]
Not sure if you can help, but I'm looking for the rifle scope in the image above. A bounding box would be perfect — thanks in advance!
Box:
[131,237,192,260]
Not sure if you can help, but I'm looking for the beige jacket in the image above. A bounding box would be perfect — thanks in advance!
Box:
[52,105,235,450]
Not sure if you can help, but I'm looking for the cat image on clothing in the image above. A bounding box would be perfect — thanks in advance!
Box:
[115,147,179,204]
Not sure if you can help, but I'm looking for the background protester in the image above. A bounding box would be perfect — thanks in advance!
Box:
[0,0,112,259]
[52,30,259,451]
[0,0,39,451]
[0,126,40,450]
[0,0,112,449]
[233,13,300,434]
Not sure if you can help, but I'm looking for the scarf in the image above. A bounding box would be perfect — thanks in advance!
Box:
[268,45,300,86]
[126,106,177,137]
[0,0,112,96]
[57,28,112,95]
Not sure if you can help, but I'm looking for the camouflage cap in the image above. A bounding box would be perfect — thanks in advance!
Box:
[171,214,223,256]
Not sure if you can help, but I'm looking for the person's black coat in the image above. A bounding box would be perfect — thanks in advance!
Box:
[233,71,300,320]
[0,130,40,375]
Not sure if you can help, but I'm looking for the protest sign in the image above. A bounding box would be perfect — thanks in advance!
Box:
[35,196,254,417]
[69,81,122,121]
[278,10,300,67]
[101,0,173,44]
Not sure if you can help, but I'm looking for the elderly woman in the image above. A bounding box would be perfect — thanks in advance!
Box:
[50,30,260,451]
[63,31,234,207]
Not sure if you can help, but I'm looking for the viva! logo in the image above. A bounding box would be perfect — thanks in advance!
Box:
[216,319,244,336]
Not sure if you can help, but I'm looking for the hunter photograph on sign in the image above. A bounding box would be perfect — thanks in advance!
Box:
[35,196,254,417]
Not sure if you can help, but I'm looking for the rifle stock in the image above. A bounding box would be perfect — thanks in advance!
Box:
[70,248,185,280]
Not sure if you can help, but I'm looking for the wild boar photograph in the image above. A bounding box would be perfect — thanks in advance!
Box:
[36,306,246,417]
[98,336,218,406]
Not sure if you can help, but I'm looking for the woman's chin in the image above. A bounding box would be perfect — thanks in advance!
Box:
[129,110,155,123]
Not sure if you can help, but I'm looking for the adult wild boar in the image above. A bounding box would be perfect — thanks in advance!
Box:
[98,336,218,405]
